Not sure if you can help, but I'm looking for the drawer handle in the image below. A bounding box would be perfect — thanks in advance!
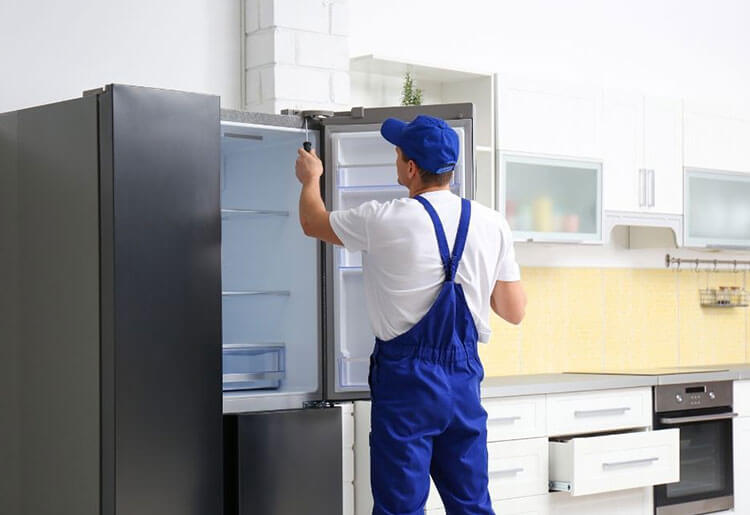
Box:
[574,407,631,418]
[492,467,524,476]
[491,416,522,424]
[602,457,659,470]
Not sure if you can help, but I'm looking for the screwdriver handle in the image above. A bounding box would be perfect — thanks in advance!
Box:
[303,141,312,152]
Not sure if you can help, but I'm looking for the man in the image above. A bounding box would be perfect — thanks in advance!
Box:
[295,114,526,515]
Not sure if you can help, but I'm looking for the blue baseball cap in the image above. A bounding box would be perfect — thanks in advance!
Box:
[380,115,459,174]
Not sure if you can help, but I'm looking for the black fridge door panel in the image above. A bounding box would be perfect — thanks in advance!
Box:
[224,408,343,515]
[100,84,223,515]
[219,116,324,412]
[319,104,475,402]
[1,97,102,515]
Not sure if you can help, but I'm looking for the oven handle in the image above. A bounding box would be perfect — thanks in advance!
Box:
[659,412,738,424]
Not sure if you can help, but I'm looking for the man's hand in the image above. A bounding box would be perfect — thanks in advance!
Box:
[296,147,343,246]
[296,148,324,185]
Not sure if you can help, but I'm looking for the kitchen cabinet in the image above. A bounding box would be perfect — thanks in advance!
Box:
[602,92,683,215]
[684,105,750,173]
[500,153,603,243]
[496,75,601,159]
[546,387,651,436]
[427,494,549,515]
[684,168,750,248]
[734,380,750,515]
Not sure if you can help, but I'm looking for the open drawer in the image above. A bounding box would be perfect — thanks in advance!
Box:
[549,428,679,496]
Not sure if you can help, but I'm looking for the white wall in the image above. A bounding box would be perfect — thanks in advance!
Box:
[0,0,241,112]
[349,0,750,112]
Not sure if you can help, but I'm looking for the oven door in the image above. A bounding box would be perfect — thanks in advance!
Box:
[653,407,736,514]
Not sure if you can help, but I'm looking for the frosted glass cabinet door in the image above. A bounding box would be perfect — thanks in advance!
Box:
[501,154,602,243]
[685,169,750,248]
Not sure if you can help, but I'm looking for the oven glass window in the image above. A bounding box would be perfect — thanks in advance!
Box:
[664,419,733,501]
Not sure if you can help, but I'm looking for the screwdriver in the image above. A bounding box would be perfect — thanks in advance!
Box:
[303,118,312,153]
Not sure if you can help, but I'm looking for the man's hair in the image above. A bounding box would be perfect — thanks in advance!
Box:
[399,149,453,187]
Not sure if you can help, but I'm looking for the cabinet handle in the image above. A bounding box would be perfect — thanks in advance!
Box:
[649,169,656,207]
[602,457,659,470]
[492,467,524,476]
[574,407,631,418]
[491,416,522,424]
[638,168,648,207]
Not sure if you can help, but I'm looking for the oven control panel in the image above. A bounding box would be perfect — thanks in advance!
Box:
[654,380,733,412]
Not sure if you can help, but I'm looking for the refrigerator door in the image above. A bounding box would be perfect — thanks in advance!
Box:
[321,104,475,401]
[220,110,324,413]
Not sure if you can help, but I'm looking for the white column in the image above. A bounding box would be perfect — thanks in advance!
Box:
[244,0,350,113]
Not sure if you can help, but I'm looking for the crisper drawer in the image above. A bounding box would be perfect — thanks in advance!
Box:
[549,428,679,497]
[222,344,285,391]
[735,380,750,416]
[546,387,651,436]
[425,493,549,514]
[426,437,548,509]
[484,395,547,442]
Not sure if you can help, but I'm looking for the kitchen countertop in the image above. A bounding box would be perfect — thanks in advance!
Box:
[480,363,750,398]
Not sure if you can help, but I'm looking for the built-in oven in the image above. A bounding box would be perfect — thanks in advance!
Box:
[653,380,737,515]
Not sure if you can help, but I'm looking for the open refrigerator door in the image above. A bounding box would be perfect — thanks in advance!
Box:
[321,104,475,401]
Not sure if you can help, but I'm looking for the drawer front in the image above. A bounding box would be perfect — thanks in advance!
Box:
[735,380,750,416]
[426,437,548,509]
[550,429,679,497]
[546,387,651,436]
[426,493,549,514]
[549,487,652,514]
[484,395,547,441]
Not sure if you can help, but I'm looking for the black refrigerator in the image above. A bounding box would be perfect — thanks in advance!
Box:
[0,84,222,515]
[219,104,475,515]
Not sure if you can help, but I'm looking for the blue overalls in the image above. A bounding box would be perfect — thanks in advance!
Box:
[368,195,494,515]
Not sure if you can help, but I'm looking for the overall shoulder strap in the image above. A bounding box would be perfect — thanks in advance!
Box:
[448,198,471,281]
[413,195,451,278]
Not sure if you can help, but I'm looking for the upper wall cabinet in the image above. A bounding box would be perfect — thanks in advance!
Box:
[501,154,602,243]
[684,102,750,173]
[602,92,683,215]
[496,75,601,159]
[684,169,750,248]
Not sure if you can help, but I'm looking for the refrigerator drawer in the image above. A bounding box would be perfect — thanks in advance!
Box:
[222,344,285,391]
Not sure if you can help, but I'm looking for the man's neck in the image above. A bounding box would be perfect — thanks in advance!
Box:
[409,185,451,198]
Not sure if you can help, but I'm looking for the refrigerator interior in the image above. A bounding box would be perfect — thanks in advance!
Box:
[220,122,319,397]
[330,126,466,392]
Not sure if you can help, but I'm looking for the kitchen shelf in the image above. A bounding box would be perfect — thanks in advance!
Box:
[699,288,748,308]
[222,343,286,391]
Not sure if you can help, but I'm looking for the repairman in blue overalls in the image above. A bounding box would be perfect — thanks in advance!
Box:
[296,115,527,515]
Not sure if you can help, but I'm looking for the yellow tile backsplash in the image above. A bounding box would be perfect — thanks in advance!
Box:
[479,267,750,376]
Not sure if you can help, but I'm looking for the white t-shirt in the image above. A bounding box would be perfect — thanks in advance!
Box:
[329,190,520,343]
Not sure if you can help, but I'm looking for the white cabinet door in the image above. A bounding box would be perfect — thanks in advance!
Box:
[736,380,750,416]
[601,93,682,215]
[602,90,642,213]
[497,76,601,159]
[643,96,683,214]
[684,107,750,173]
[426,494,550,514]
[734,417,750,515]
[549,487,652,514]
